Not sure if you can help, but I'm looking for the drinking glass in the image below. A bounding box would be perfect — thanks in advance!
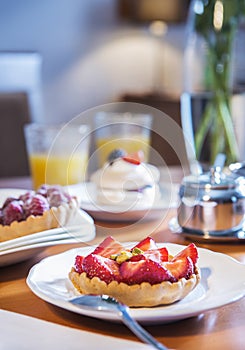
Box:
[94,112,152,167]
[24,123,90,189]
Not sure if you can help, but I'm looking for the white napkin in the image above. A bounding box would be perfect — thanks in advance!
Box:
[0,310,152,350]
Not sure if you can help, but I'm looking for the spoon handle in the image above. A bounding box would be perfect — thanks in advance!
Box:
[118,304,169,350]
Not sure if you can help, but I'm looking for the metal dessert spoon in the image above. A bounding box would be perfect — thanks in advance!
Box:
[70,294,169,350]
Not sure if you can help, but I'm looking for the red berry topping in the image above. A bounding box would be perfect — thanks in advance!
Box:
[164,257,194,282]
[122,156,140,165]
[3,200,24,225]
[92,236,124,258]
[171,243,198,265]
[0,185,74,226]
[122,151,144,165]
[132,236,158,251]
[19,191,35,203]
[36,185,49,197]
[74,255,84,274]
[128,254,146,262]
[37,185,72,204]
[47,190,68,207]
[24,194,49,217]
[82,254,120,284]
[143,247,169,263]
[72,236,199,286]
[2,197,18,209]
[120,259,173,285]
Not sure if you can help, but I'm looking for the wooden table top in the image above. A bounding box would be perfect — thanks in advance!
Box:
[1,170,245,350]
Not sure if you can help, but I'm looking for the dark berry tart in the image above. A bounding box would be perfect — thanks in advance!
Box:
[0,185,78,242]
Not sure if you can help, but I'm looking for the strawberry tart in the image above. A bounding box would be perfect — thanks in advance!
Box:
[90,150,161,209]
[0,185,78,242]
[69,236,200,307]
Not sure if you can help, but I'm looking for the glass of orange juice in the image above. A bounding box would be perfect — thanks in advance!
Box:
[24,123,90,189]
[94,112,152,167]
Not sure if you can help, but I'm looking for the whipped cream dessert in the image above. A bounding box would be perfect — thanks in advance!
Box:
[90,150,161,209]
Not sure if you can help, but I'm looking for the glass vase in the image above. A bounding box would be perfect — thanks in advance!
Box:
[181,0,245,169]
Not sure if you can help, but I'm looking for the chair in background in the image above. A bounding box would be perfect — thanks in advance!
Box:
[0,92,30,177]
[0,51,43,177]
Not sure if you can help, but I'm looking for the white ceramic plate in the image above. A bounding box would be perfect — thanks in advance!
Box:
[0,189,96,267]
[0,227,95,268]
[0,247,48,267]
[26,243,245,324]
[67,182,179,222]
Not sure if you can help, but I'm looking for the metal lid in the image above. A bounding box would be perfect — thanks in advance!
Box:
[182,166,237,190]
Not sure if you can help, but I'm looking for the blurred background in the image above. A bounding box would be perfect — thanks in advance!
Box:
[0,0,191,175]
[0,0,190,122]
[1,0,244,177]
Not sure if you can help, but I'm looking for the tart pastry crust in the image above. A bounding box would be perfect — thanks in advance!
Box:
[69,266,201,307]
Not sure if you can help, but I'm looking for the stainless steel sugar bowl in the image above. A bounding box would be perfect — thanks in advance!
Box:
[177,167,245,235]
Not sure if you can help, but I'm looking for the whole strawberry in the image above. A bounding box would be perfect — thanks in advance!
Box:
[2,197,18,209]
[24,194,50,217]
[37,185,72,206]
[47,190,69,207]
[3,200,24,225]
[37,185,50,197]
[19,191,35,203]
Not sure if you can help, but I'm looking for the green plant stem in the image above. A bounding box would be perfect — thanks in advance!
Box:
[195,91,240,164]
[216,92,240,162]
[194,32,240,164]
[195,100,214,159]
[210,104,224,163]
[191,0,244,165]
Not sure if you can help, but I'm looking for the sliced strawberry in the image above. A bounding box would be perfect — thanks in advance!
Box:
[164,256,194,281]
[158,247,169,262]
[122,156,140,165]
[142,247,169,263]
[128,254,146,262]
[142,250,161,263]
[123,150,144,164]
[92,236,124,258]
[171,243,198,264]
[74,255,84,274]
[120,259,173,285]
[132,236,158,252]
[82,253,120,284]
